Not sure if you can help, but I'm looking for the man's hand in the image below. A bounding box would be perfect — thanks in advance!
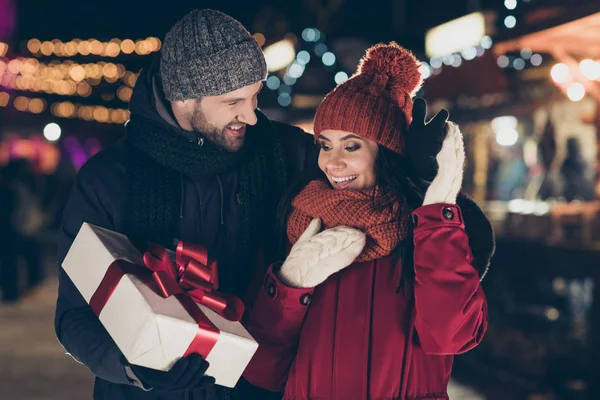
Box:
[128,354,215,393]
[406,98,450,181]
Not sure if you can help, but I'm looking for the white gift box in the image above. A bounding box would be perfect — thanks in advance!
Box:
[62,222,258,388]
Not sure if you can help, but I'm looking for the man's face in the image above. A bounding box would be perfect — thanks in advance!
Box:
[174,81,263,152]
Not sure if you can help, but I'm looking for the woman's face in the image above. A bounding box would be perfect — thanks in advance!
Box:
[317,129,379,191]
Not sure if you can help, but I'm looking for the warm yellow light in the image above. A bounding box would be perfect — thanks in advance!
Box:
[567,82,585,101]
[53,42,64,56]
[0,43,7,57]
[76,82,92,97]
[106,42,120,57]
[144,37,159,52]
[123,71,138,87]
[32,77,43,91]
[41,80,52,93]
[26,77,37,90]
[86,63,102,79]
[426,12,491,57]
[21,59,39,76]
[551,63,569,83]
[28,98,46,114]
[78,41,92,56]
[15,76,25,90]
[58,102,76,117]
[0,92,9,107]
[94,106,109,123]
[41,41,55,56]
[14,96,29,111]
[4,76,16,89]
[109,109,125,123]
[78,105,93,120]
[50,81,60,95]
[7,59,22,74]
[117,86,133,102]
[253,33,266,47]
[27,39,41,54]
[58,80,71,95]
[121,39,135,54]
[102,63,118,79]
[51,103,60,117]
[69,65,86,82]
[90,40,103,55]
[135,40,148,55]
[65,41,78,57]
[116,64,126,78]
[263,39,296,72]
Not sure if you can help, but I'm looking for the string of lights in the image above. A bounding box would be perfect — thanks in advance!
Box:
[0,91,130,124]
[24,37,161,58]
[0,58,137,100]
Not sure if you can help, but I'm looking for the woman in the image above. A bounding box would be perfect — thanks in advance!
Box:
[243,42,488,400]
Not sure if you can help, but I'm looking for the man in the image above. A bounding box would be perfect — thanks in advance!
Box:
[55,8,492,400]
[55,9,315,400]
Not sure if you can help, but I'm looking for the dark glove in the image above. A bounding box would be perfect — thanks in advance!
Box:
[406,98,450,181]
[129,354,215,393]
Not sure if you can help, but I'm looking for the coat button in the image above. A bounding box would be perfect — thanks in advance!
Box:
[412,214,418,226]
[300,293,312,306]
[443,207,454,221]
[266,282,276,298]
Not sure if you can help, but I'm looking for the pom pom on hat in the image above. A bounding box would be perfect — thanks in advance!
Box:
[313,42,424,154]
[357,42,423,97]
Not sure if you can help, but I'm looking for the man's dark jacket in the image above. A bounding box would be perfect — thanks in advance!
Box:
[54,62,314,400]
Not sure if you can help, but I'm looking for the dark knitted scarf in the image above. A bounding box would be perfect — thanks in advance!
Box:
[123,114,288,267]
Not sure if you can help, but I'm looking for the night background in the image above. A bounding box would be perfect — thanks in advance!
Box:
[1,0,600,399]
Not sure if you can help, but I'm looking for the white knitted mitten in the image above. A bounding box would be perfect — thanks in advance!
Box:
[277,219,366,289]
[423,122,465,206]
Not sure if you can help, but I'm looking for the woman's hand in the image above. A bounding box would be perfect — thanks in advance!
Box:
[423,122,465,205]
[405,98,450,181]
[277,219,366,289]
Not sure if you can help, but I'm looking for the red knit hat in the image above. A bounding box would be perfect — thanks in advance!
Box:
[313,42,423,154]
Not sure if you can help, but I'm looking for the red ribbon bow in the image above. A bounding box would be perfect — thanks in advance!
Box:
[142,241,244,322]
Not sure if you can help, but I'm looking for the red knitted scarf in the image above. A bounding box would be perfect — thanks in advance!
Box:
[287,180,409,262]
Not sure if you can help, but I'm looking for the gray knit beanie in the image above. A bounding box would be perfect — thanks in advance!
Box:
[160,9,268,101]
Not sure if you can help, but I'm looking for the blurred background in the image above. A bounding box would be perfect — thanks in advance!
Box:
[0,0,599,399]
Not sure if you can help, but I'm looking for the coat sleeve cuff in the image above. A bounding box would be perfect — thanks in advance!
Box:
[412,203,464,230]
[263,263,315,310]
[124,365,153,391]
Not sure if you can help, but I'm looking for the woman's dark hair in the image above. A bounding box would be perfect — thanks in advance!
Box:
[275,143,427,266]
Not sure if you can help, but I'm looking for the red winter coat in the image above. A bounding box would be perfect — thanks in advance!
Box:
[243,203,488,400]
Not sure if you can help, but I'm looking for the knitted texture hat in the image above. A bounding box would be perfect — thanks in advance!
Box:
[313,42,423,154]
[160,9,267,101]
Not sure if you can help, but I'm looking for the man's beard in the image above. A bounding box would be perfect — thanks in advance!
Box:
[190,108,245,152]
